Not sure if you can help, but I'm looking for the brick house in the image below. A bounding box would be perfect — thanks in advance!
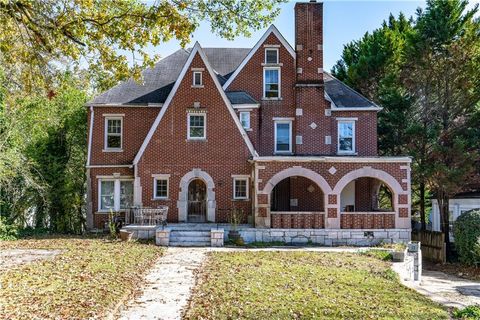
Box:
[86,1,412,244]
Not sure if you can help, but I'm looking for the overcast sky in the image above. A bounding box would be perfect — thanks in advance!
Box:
[142,0,479,71]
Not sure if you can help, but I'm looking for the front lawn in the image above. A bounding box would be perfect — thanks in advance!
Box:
[184,251,448,319]
[0,236,164,319]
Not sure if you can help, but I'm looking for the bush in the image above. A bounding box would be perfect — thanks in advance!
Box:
[0,216,19,240]
[454,209,480,266]
[453,305,480,319]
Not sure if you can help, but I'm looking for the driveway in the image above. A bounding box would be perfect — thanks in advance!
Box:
[411,270,480,308]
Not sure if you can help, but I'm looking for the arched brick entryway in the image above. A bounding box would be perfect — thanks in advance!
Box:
[178,169,216,222]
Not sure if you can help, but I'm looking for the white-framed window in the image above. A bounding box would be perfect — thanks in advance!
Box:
[274,120,292,153]
[265,48,279,64]
[105,117,123,150]
[264,67,280,98]
[98,178,133,211]
[239,111,250,130]
[193,71,202,86]
[187,113,206,140]
[233,177,249,200]
[153,175,169,199]
[337,120,356,154]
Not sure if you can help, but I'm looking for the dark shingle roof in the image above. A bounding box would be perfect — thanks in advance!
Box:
[323,72,379,109]
[89,47,377,110]
[225,91,258,105]
[89,48,250,105]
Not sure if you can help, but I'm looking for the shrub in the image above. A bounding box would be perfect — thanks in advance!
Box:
[453,305,480,319]
[0,216,19,240]
[454,209,480,266]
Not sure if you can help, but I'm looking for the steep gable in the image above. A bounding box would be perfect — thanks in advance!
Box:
[133,43,257,166]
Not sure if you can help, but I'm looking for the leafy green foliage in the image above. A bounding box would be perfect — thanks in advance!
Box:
[0,0,286,91]
[454,209,480,266]
[0,216,19,241]
[0,236,164,319]
[360,249,393,261]
[453,305,480,319]
[184,251,448,319]
[0,71,88,233]
[332,1,480,241]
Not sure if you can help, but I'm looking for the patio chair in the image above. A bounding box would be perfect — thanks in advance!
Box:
[154,206,168,227]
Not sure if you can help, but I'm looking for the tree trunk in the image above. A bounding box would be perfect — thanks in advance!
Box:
[419,181,426,230]
[437,191,452,260]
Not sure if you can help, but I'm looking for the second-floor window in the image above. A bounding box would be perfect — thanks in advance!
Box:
[240,111,250,130]
[188,113,206,140]
[274,120,292,153]
[338,120,355,154]
[264,68,280,98]
[105,117,122,150]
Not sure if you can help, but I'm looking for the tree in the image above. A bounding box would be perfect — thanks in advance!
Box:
[0,0,286,92]
[403,0,480,255]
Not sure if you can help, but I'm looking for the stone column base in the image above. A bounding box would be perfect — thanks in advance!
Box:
[211,229,224,247]
[156,228,171,246]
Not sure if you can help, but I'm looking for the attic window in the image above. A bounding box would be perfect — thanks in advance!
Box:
[193,71,202,86]
[265,49,279,64]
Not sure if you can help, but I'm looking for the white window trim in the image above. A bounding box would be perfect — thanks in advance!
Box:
[337,120,356,155]
[98,178,134,212]
[239,111,251,130]
[265,48,279,64]
[263,67,281,99]
[274,120,292,154]
[104,116,123,151]
[192,71,203,86]
[153,174,170,200]
[187,113,206,140]
[233,176,249,200]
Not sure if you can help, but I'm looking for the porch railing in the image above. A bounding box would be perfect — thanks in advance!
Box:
[124,206,169,226]
[271,211,325,229]
[340,211,395,229]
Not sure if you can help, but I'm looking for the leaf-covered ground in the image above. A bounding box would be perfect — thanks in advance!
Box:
[184,251,449,319]
[0,236,164,319]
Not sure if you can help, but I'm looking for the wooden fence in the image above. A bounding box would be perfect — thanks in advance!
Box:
[411,230,446,263]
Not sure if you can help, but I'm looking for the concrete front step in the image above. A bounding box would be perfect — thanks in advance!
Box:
[169,241,211,247]
[171,231,211,237]
[169,230,212,247]
[170,236,210,243]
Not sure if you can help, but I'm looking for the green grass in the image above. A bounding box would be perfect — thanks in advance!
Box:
[0,236,164,319]
[184,251,448,319]
[360,249,393,261]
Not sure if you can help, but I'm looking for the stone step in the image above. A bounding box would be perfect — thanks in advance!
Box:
[169,236,210,243]
[170,231,211,237]
[169,241,211,247]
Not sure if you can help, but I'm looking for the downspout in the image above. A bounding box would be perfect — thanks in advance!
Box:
[86,106,94,230]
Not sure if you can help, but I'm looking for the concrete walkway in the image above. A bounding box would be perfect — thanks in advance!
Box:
[410,270,480,308]
[116,247,208,320]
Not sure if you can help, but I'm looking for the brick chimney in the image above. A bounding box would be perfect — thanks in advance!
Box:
[295,0,323,84]
[294,1,331,156]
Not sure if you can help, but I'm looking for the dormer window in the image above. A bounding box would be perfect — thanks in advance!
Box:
[193,71,202,86]
[265,48,279,64]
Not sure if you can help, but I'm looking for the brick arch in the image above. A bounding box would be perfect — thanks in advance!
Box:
[261,167,332,195]
[178,169,216,222]
[332,167,404,196]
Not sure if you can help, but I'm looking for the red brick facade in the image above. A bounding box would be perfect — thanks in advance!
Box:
[86,1,411,232]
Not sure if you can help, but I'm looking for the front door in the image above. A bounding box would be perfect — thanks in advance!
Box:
[188,179,207,222]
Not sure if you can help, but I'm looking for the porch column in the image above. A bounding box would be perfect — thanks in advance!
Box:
[255,192,270,228]
[325,193,340,229]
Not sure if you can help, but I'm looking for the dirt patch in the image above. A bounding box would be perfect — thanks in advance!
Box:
[424,260,480,282]
[0,249,61,272]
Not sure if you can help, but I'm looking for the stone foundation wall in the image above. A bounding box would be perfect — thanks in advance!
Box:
[236,228,411,246]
